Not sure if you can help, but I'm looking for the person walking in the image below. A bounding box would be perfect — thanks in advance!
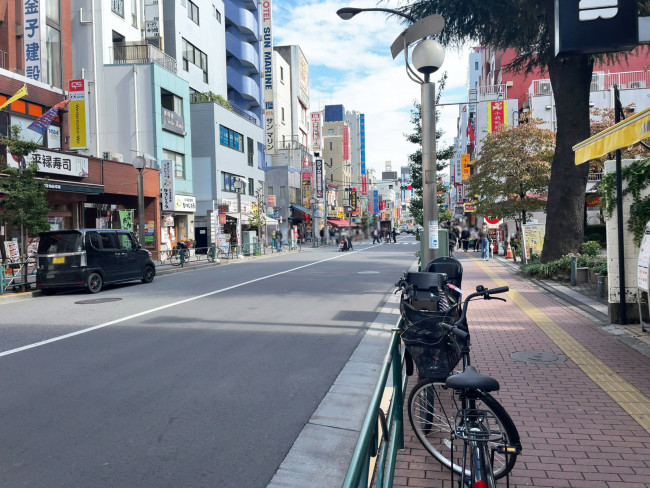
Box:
[448,228,458,257]
[471,227,480,252]
[481,229,490,261]
[276,229,282,251]
[392,228,397,243]
[461,227,470,252]
[372,229,379,244]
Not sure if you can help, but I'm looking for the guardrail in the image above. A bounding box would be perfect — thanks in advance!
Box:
[150,242,303,267]
[342,320,407,488]
[1,259,36,294]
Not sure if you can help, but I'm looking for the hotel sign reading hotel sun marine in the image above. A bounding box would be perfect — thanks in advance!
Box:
[262,0,275,154]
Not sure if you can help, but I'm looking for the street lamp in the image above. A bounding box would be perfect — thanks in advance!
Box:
[338,7,445,266]
[233,178,244,258]
[132,155,147,247]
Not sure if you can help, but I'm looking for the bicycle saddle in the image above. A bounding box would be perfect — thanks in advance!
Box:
[445,366,500,392]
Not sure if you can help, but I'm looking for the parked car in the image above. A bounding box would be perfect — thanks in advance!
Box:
[36,229,156,294]
[399,224,408,233]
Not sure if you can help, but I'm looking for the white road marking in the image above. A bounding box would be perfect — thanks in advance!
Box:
[0,250,367,358]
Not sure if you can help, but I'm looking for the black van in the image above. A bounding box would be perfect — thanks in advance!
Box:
[36,229,156,294]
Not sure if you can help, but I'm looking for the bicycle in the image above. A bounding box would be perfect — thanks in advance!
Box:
[170,244,190,266]
[403,284,521,485]
[206,245,223,262]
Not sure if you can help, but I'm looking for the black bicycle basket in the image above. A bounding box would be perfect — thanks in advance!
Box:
[400,302,463,380]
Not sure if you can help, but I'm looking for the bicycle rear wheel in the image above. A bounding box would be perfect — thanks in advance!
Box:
[407,378,519,479]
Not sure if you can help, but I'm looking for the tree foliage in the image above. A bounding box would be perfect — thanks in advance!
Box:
[467,119,554,225]
[405,72,454,226]
[398,0,650,262]
[0,126,50,254]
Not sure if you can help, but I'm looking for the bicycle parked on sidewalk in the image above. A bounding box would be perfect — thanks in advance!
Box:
[170,241,190,266]
[403,284,522,486]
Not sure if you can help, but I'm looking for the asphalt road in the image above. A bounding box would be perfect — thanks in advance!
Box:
[0,236,418,488]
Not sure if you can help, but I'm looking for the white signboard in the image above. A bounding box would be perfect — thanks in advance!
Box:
[161,159,175,212]
[428,221,439,249]
[7,148,89,177]
[262,0,275,154]
[311,112,321,151]
[174,194,196,212]
[637,221,650,291]
[24,0,44,82]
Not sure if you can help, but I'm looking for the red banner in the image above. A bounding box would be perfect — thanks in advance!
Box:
[343,124,350,160]
[361,175,367,195]
[488,101,507,133]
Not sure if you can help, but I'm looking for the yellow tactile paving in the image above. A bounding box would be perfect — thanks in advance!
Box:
[472,257,650,434]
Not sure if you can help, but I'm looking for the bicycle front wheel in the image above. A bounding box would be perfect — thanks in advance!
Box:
[407,379,520,479]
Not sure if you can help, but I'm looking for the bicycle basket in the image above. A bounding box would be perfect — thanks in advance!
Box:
[400,303,463,380]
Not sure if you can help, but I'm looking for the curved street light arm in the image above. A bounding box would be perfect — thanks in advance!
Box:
[336,7,416,24]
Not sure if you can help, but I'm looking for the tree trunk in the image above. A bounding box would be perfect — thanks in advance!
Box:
[541,54,593,263]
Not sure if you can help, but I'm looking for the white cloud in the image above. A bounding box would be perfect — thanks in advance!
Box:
[273,0,470,176]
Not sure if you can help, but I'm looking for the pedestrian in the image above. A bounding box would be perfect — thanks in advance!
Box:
[271,230,276,250]
[471,227,479,252]
[481,229,490,261]
[372,229,379,244]
[392,228,397,243]
[449,228,458,257]
[276,229,282,251]
[461,227,470,252]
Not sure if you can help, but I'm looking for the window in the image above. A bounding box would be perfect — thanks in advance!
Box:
[280,186,286,198]
[219,125,243,152]
[182,38,208,82]
[247,137,254,166]
[212,5,221,22]
[45,25,61,87]
[329,141,333,150]
[99,232,119,250]
[328,129,334,135]
[281,107,285,123]
[163,149,186,180]
[475,61,479,70]
[268,186,274,195]
[188,0,199,25]
[161,89,183,116]
[131,0,137,27]
[119,233,137,250]
[248,178,254,195]
[111,0,124,17]
[46,0,60,24]
[222,172,244,192]
[86,232,100,250]
[280,66,284,82]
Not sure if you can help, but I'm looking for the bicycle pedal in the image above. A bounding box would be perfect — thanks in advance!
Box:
[494,444,521,455]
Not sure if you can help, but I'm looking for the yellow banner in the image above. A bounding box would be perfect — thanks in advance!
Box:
[574,106,650,165]
[461,154,470,180]
[69,99,87,149]
[0,84,28,111]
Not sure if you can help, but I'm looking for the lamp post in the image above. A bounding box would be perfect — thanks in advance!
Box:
[233,179,244,258]
[337,8,445,266]
[132,156,147,247]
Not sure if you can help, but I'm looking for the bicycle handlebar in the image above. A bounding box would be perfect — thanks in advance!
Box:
[454,285,510,329]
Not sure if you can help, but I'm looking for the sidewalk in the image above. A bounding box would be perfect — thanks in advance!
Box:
[395,252,650,487]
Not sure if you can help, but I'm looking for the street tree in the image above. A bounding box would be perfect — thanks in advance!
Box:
[406,73,454,226]
[400,0,650,262]
[0,126,49,282]
[466,119,555,230]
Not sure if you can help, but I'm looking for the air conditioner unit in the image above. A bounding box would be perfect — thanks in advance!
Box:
[538,81,552,96]
[629,81,647,89]
[102,152,124,162]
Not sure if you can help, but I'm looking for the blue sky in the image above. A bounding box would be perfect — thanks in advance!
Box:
[272,0,471,177]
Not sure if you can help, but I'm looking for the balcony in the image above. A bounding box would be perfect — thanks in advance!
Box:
[532,70,650,96]
[477,84,508,101]
[190,92,260,126]
[112,42,177,74]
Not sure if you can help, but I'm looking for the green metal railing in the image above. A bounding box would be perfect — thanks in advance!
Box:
[342,320,408,488]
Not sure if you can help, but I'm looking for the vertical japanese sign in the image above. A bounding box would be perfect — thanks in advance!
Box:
[262,0,275,154]
[461,154,470,180]
[315,158,323,198]
[343,124,350,161]
[24,0,43,82]
[488,101,507,133]
[311,112,321,151]
[302,169,311,206]
[161,159,175,211]
[361,174,367,196]
[69,79,89,150]
[360,114,366,174]
[373,190,379,215]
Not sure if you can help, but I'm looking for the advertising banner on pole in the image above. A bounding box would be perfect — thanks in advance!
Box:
[488,101,507,133]
[161,159,175,211]
[69,79,89,150]
[343,124,350,161]
[311,112,321,151]
[315,158,323,198]
[360,114,366,174]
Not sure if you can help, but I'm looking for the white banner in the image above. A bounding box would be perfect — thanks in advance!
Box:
[311,112,321,151]
[24,0,44,82]
[7,148,88,177]
[262,0,275,154]
[161,159,175,212]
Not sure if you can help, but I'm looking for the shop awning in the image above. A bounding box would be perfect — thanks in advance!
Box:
[226,212,279,226]
[327,218,354,228]
[573,106,650,165]
[291,204,312,216]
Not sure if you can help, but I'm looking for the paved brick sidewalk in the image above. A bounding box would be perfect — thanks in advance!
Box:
[395,253,650,487]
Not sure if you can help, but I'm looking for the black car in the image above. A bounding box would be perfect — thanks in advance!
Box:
[36,229,156,294]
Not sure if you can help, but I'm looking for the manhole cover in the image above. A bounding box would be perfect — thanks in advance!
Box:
[75,298,123,305]
[510,351,567,364]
